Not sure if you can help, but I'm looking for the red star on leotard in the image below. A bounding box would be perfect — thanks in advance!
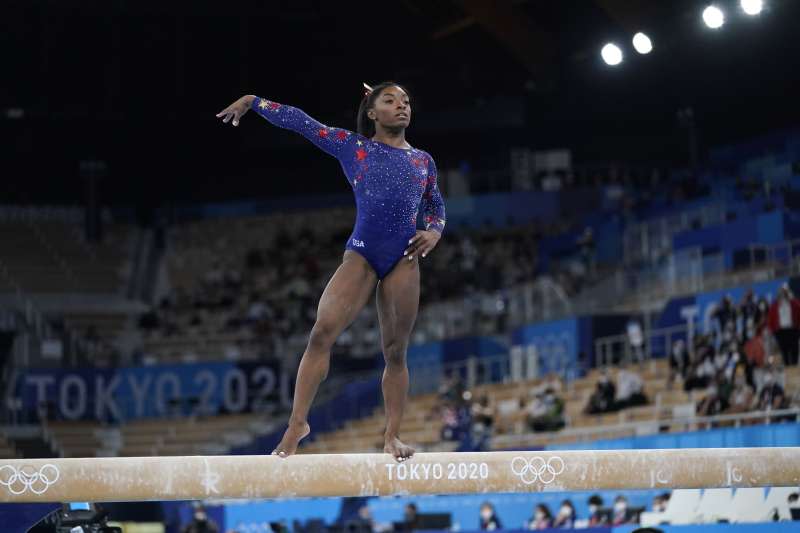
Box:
[336,130,348,141]
[268,102,281,111]
[318,129,329,138]
[356,148,367,161]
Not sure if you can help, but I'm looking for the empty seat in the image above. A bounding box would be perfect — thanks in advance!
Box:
[661,489,701,525]
[693,488,733,523]
[730,487,766,523]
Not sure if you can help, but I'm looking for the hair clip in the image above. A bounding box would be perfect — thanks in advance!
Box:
[362,82,373,96]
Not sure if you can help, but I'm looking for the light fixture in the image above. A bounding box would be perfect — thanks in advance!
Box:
[632,32,653,54]
[703,5,725,29]
[740,0,763,16]
[601,43,623,66]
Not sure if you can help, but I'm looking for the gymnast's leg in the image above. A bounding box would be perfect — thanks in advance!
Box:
[273,250,377,457]
[376,255,420,461]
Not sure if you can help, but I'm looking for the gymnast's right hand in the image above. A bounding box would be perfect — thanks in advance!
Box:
[216,95,256,127]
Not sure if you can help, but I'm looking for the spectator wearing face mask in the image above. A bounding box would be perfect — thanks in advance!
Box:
[615,368,648,409]
[585,370,616,414]
[587,495,607,526]
[768,284,800,366]
[755,370,787,412]
[182,505,219,533]
[727,368,755,414]
[626,318,645,366]
[479,502,502,531]
[652,493,670,513]
[527,388,565,432]
[697,377,728,417]
[552,500,576,529]
[684,349,716,392]
[612,495,632,526]
[527,504,553,530]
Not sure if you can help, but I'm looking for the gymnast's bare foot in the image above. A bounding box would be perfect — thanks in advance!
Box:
[384,435,415,462]
[272,420,310,458]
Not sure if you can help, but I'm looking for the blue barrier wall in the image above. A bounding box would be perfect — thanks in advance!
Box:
[656,277,790,333]
[543,423,800,451]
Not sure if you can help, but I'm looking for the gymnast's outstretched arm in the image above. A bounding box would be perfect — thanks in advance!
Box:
[216,94,354,158]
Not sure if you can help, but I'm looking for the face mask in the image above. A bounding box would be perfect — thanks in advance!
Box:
[481,511,492,520]
[614,503,626,513]
[559,506,571,516]
[535,512,544,520]
[588,505,598,514]
[735,377,746,386]
[194,512,207,522]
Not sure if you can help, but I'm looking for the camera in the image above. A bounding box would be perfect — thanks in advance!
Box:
[35,502,122,533]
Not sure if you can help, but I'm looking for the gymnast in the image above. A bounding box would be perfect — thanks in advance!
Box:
[216,82,446,461]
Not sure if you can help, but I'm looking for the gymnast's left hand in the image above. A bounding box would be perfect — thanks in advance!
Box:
[405,230,441,260]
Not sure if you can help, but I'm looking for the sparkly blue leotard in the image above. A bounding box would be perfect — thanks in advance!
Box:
[251,97,446,279]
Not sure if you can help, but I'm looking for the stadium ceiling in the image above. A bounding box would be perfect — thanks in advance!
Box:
[407,0,666,79]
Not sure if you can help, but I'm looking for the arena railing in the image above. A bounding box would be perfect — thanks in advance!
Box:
[491,407,800,449]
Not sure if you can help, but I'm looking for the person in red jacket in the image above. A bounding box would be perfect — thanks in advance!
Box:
[767,284,800,366]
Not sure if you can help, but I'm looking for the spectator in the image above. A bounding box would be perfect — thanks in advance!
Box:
[587,495,607,527]
[739,289,760,342]
[479,502,502,531]
[726,368,755,414]
[768,284,800,366]
[527,504,553,530]
[401,503,419,531]
[626,318,645,366]
[755,370,787,412]
[684,348,716,392]
[668,339,689,387]
[348,505,375,533]
[438,373,466,405]
[585,370,616,414]
[552,500,576,529]
[612,495,633,526]
[440,401,461,441]
[470,395,494,447]
[651,493,669,513]
[697,378,727,417]
[615,368,648,409]
[526,388,565,432]
[182,505,219,533]
[744,329,767,368]
[788,493,799,520]
[713,296,737,340]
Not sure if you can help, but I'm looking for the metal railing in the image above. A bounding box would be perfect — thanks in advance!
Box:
[491,407,800,449]
[594,324,689,368]
[623,203,728,266]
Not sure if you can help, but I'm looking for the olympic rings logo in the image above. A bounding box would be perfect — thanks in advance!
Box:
[0,464,60,495]
[510,456,565,485]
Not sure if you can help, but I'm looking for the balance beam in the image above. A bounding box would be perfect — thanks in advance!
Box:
[1,448,799,503]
